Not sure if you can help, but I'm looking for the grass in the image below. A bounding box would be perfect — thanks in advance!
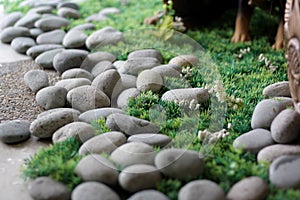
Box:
[2,0,299,199]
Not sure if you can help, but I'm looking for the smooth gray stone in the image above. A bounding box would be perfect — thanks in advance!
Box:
[70,23,96,31]
[36,86,67,110]
[117,88,140,109]
[113,60,125,70]
[75,154,119,185]
[127,190,169,200]
[35,48,64,69]
[91,69,122,99]
[30,108,80,139]
[79,107,125,123]
[28,177,70,200]
[269,155,300,189]
[0,26,31,43]
[0,120,30,144]
[52,121,94,143]
[152,64,181,78]
[29,28,43,38]
[263,81,291,98]
[53,49,89,74]
[14,12,41,28]
[85,13,107,22]
[24,69,49,93]
[67,85,110,112]
[106,113,160,135]
[85,26,123,50]
[128,49,163,63]
[271,109,300,144]
[136,70,163,92]
[91,60,115,77]
[169,54,199,67]
[110,142,156,167]
[257,144,300,163]
[118,164,162,193]
[233,128,274,154]
[36,29,66,44]
[71,182,121,200]
[26,44,63,59]
[58,7,80,19]
[62,29,87,48]
[227,176,269,200]
[120,74,137,90]
[34,16,70,31]
[119,57,160,75]
[55,78,91,92]
[80,51,116,72]
[22,0,62,7]
[99,7,120,16]
[155,148,204,181]
[178,180,225,200]
[0,12,22,29]
[251,98,293,129]
[11,37,36,54]
[127,133,172,147]
[57,2,80,10]
[27,6,54,15]
[78,131,127,155]
[162,88,210,104]
[61,68,93,81]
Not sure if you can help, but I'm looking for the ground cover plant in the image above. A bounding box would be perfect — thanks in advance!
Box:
[3,0,300,199]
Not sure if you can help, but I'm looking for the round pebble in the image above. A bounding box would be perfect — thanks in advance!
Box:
[0,119,31,144]
[36,86,67,110]
[78,107,125,123]
[136,70,163,92]
[127,190,169,200]
[263,81,291,98]
[257,144,300,163]
[127,133,172,147]
[55,78,92,92]
[61,68,93,81]
[24,69,49,93]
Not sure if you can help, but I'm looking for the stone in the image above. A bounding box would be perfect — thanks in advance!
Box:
[62,29,87,48]
[162,88,210,104]
[117,88,140,109]
[178,180,225,200]
[26,44,63,59]
[0,26,30,43]
[169,54,199,67]
[257,144,300,163]
[57,7,80,19]
[118,164,162,193]
[0,120,30,144]
[227,176,269,200]
[127,49,163,63]
[70,23,96,31]
[233,129,274,154]
[113,60,126,70]
[127,190,169,200]
[110,142,156,167]
[36,29,66,44]
[34,16,70,31]
[269,155,300,189]
[80,51,116,72]
[67,85,110,112]
[271,109,300,144]
[52,121,94,143]
[0,12,22,29]
[53,49,89,74]
[28,177,70,200]
[14,13,41,28]
[29,28,43,39]
[136,70,163,92]
[91,69,122,99]
[120,74,137,90]
[55,78,91,92]
[78,131,127,155]
[85,13,107,22]
[57,2,80,10]
[91,60,115,77]
[36,86,67,109]
[155,148,204,180]
[11,37,36,54]
[30,108,80,139]
[99,7,121,16]
[119,57,160,75]
[24,69,49,93]
[152,64,181,78]
[106,113,160,135]
[79,108,125,123]
[71,182,120,200]
[61,68,93,81]
[251,98,293,129]
[85,26,123,50]
[263,81,291,98]
[27,6,53,15]
[127,133,172,147]
[75,154,118,185]
[35,48,64,69]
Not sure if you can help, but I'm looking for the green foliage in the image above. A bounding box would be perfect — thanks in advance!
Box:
[156,178,182,200]
[1,0,30,13]
[21,138,82,189]
[91,117,111,135]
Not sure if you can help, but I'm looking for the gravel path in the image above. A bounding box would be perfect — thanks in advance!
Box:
[0,60,60,122]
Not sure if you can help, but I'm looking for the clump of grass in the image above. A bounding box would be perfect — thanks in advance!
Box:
[91,117,112,135]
